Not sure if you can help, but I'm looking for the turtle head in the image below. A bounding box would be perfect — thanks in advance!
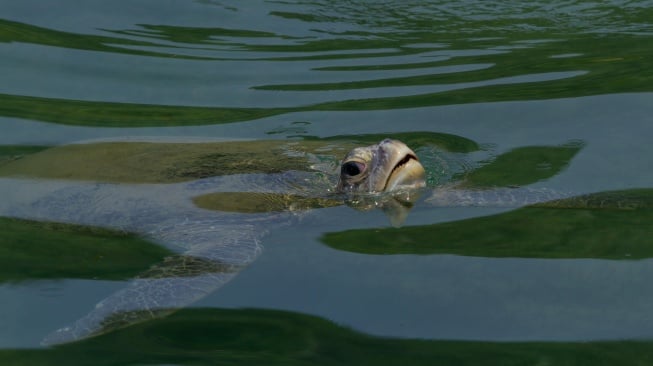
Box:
[336,139,426,227]
[337,138,426,193]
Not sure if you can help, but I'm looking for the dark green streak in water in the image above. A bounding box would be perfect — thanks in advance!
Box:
[0,93,289,127]
[461,142,583,188]
[322,189,653,259]
[1,308,651,365]
[0,19,214,60]
[255,34,651,87]
[108,24,287,44]
[0,217,171,282]
[0,145,50,167]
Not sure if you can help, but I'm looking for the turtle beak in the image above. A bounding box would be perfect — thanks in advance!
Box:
[378,139,426,192]
[384,153,425,191]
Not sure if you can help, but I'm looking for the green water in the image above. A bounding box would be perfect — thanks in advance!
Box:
[1,1,653,364]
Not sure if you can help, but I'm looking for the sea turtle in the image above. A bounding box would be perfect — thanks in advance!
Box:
[0,137,644,345]
[0,138,427,345]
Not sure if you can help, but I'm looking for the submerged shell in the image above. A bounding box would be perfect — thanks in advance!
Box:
[0,140,350,183]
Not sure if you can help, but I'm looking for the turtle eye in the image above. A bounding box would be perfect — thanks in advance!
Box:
[342,161,365,177]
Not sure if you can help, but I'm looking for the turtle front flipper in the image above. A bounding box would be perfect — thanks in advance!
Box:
[42,268,237,345]
[41,267,241,345]
[42,222,266,346]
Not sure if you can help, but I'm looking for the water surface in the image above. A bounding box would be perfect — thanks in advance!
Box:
[1,0,653,364]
